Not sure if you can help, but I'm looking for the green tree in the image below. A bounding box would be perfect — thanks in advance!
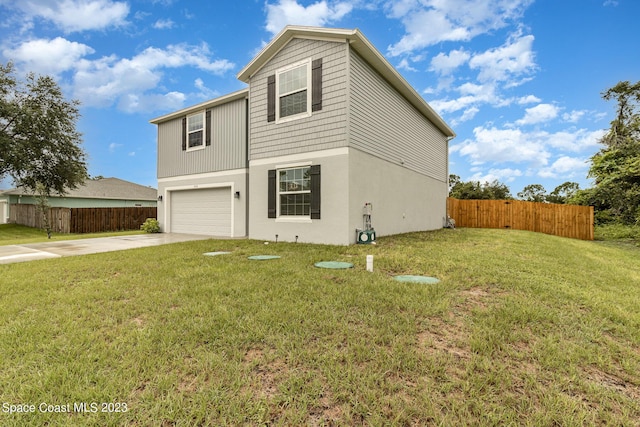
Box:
[0,62,88,196]
[449,175,512,200]
[517,184,547,202]
[582,81,640,224]
[546,182,580,204]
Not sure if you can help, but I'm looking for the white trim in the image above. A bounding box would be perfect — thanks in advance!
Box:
[150,88,248,124]
[275,58,312,124]
[276,217,313,224]
[250,147,349,167]
[163,183,234,237]
[158,168,248,183]
[274,160,312,169]
[186,111,206,151]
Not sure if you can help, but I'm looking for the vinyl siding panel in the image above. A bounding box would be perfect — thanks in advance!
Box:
[349,49,448,182]
[249,38,348,160]
[157,98,247,178]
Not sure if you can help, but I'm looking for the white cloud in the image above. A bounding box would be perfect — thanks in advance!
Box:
[72,43,233,110]
[451,126,550,167]
[12,0,130,33]
[517,94,541,104]
[429,49,470,75]
[153,18,175,29]
[468,167,523,183]
[515,103,559,125]
[562,110,587,123]
[265,0,353,34]
[387,0,534,56]
[396,58,417,72]
[469,33,536,83]
[108,142,123,152]
[2,37,94,76]
[538,156,588,179]
[117,91,186,114]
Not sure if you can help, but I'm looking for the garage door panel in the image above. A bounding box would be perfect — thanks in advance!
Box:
[170,188,231,236]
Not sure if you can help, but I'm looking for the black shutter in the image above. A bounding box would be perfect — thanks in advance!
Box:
[310,165,321,219]
[267,74,276,122]
[205,110,211,146]
[268,169,277,218]
[181,117,187,151]
[311,58,322,112]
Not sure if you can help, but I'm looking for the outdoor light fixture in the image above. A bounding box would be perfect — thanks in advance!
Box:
[157,195,163,202]
[235,191,240,199]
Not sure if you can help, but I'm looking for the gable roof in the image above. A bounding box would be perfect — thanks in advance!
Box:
[237,26,455,138]
[1,178,157,201]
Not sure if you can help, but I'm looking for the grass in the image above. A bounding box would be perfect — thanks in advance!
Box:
[0,223,144,246]
[0,228,639,425]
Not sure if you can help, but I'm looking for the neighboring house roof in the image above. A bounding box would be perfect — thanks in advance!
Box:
[0,178,157,201]
[237,26,455,138]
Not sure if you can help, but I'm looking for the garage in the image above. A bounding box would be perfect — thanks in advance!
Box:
[169,187,232,236]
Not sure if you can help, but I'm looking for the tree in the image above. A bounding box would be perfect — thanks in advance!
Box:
[0,62,88,196]
[449,175,512,200]
[581,80,640,224]
[517,184,547,202]
[546,182,580,204]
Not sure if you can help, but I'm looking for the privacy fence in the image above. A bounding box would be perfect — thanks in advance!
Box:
[447,198,594,240]
[9,205,157,234]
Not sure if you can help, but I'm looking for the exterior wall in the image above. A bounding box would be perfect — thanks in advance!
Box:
[348,49,449,182]
[249,38,349,160]
[157,97,247,178]
[157,168,248,238]
[248,148,350,245]
[348,148,447,241]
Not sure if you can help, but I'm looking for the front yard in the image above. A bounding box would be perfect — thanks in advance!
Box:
[1,228,638,425]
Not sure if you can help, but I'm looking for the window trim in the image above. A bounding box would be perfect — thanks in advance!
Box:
[277,165,311,218]
[275,59,312,124]
[186,111,206,151]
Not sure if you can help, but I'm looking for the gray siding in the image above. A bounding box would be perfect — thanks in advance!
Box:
[349,49,448,182]
[249,38,349,160]
[157,98,247,178]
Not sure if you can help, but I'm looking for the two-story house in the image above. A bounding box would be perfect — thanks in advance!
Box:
[150,26,455,245]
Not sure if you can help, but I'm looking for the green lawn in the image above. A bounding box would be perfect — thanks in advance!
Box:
[0,223,144,245]
[0,228,639,425]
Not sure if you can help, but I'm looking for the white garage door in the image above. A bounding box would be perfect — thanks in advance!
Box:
[170,187,232,236]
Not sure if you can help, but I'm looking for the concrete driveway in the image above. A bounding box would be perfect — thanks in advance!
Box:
[0,233,213,264]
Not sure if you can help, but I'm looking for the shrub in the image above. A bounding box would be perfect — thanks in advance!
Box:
[140,218,160,233]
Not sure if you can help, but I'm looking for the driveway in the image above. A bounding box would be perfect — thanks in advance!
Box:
[0,233,213,264]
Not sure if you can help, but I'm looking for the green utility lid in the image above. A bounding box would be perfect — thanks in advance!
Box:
[203,251,231,256]
[248,255,281,260]
[314,261,354,269]
[394,275,440,284]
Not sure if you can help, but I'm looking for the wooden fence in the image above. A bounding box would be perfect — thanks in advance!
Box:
[447,198,594,240]
[9,204,157,234]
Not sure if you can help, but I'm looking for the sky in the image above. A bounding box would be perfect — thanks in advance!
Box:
[0,0,638,196]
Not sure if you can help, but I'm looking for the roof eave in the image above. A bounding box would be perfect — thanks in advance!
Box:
[149,88,249,124]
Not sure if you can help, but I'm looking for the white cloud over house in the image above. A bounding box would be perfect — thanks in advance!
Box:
[265,0,353,34]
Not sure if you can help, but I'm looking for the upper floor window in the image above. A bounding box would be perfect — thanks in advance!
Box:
[187,112,204,149]
[276,60,311,122]
[267,58,322,124]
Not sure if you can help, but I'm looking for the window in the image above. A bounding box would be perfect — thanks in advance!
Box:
[277,61,310,121]
[267,58,322,123]
[268,165,320,219]
[279,167,311,216]
[187,112,204,149]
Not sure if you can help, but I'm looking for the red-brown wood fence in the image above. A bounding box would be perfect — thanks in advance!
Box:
[447,198,594,240]
[9,204,156,234]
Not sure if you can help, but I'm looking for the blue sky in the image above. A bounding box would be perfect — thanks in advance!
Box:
[0,0,638,196]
